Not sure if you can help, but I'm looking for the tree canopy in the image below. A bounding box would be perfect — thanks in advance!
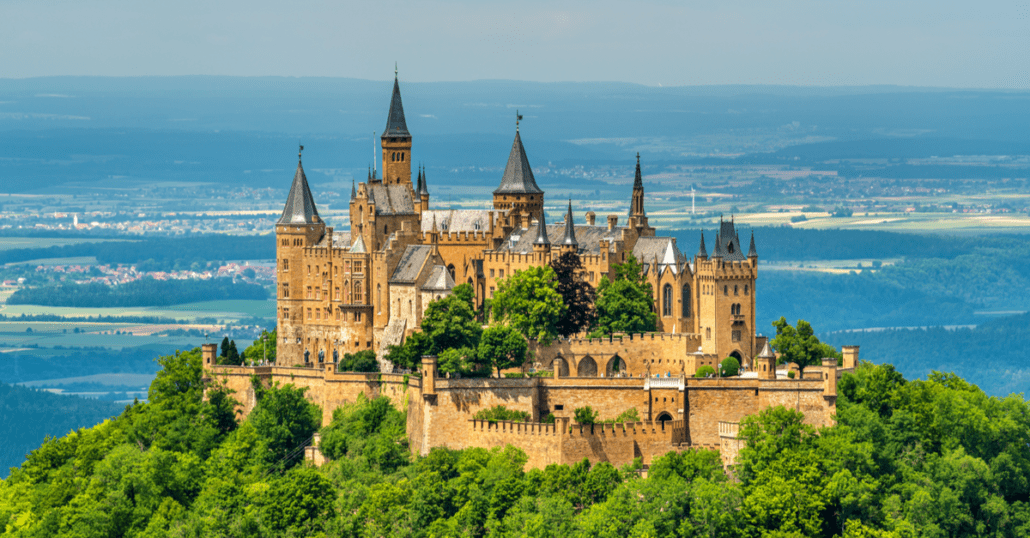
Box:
[770,317,842,371]
[491,265,566,345]
[592,254,657,336]
[478,324,529,377]
[550,252,596,336]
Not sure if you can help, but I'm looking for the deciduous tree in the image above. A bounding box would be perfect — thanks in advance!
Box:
[549,252,596,336]
[491,266,565,345]
[592,254,656,336]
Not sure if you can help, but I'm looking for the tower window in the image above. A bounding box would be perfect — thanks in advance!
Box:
[682,285,690,317]
[724,285,728,296]
[662,284,673,316]
[735,285,739,296]
[745,285,749,295]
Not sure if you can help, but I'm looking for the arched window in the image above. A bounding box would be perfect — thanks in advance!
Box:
[734,285,739,295]
[744,284,750,295]
[447,264,455,280]
[724,285,728,296]
[681,285,690,317]
[662,284,673,316]
[353,281,361,303]
[384,224,388,235]
[400,153,405,161]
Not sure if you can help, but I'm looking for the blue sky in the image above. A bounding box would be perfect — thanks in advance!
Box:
[1,0,1027,88]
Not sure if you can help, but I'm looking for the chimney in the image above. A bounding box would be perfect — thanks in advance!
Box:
[585,211,596,226]
[607,215,618,231]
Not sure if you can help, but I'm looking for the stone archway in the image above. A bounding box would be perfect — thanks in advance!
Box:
[656,411,673,428]
[605,355,627,377]
[547,356,569,377]
[577,355,597,377]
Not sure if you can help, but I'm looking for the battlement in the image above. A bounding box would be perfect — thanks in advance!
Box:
[561,332,701,346]
[470,419,561,436]
[565,419,684,441]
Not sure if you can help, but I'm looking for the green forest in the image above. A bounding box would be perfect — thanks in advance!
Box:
[3,345,1030,537]
[0,383,122,477]
[7,277,268,308]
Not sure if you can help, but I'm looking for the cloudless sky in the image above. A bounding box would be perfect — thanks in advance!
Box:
[1,0,1027,88]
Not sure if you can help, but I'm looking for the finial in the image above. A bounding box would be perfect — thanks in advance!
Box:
[395,62,398,78]
[636,152,640,165]
[298,144,304,160]
[516,109,523,132]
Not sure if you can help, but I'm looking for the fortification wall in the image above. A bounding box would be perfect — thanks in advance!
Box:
[537,377,648,422]
[417,377,540,454]
[531,332,701,378]
[466,420,565,469]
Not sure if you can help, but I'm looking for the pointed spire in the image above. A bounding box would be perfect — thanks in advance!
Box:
[561,200,578,246]
[277,146,320,225]
[534,211,550,246]
[748,230,758,258]
[367,166,371,181]
[383,66,409,137]
[697,232,708,259]
[758,340,775,359]
[351,179,356,200]
[711,232,724,258]
[431,213,438,233]
[418,164,430,196]
[633,152,643,190]
[494,130,543,195]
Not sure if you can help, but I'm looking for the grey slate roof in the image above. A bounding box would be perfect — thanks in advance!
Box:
[383,76,409,138]
[748,231,758,258]
[369,183,416,215]
[277,158,321,225]
[417,166,430,197]
[717,219,747,261]
[697,233,708,259]
[390,245,434,284]
[494,131,543,195]
[498,224,621,255]
[633,153,643,191]
[422,265,455,291]
[632,237,684,267]
[758,341,775,358]
[420,209,499,233]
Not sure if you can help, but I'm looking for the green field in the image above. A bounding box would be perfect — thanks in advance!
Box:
[0,237,133,252]
[0,322,206,350]
[18,373,154,388]
[0,299,274,322]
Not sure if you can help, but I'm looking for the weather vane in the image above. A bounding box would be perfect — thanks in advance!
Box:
[516,109,523,132]
[299,144,304,159]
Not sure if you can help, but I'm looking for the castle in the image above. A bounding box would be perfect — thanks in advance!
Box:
[275,71,759,372]
[207,72,856,469]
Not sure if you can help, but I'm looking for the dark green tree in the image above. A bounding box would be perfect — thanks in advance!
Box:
[770,317,841,372]
[421,283,482,353]
[592,254,656,336]
[720,356,740,377]
[478,324,529,377]
[491,265,565,345]
[220,336,230,358]
[549,252,596,336]
[573,406,599,425]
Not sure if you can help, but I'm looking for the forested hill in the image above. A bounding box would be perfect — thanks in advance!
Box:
[0,383,122,476]
[2,347,1029,536]
[7,277,268,307]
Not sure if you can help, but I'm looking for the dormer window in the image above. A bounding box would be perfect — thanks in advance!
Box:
[728,242,735,254]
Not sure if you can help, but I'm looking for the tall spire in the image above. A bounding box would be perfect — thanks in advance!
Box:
[534,211,550,246]
[697,232,708,259]
[383,66,409,137]
[561,200,578,247]
[711,232,724,258]
[277,145,321,225]
[418,164,430,196]
[748,230,758,258]
[351,178,356,200]
[630,153,647,218]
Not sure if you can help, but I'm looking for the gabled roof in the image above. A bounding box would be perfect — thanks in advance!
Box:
[494,131,543,195]
[422,265,455,291]
[350,235,367,253]
[277,155,321,225]
[390,245,434,284]
[633,237,683,267]
[717,218,747,261]
[383,75,409,138]
[368,183,416,215]
[498,224,621,255]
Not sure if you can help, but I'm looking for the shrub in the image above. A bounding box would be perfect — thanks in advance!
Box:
[574,406,599,425]
[695,365,716,378]
[720,357,740,377]
[604,407,641,424]
[472,405,531,423]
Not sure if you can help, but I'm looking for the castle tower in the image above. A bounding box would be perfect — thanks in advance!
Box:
[756,341,776,380]
[275,147,326,363]
[559,200,578,254]
[629,153,649,228]
[381,66,412,187]
[493,125,544,223]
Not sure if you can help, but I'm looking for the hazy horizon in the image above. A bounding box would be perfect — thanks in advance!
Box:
[1,0,1027,89]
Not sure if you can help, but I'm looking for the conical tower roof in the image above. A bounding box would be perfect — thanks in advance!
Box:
[758,340,775,359]
[494,131,543,194]
[418,165,430,196]
[350,179,357,201]
[534,211,550,246]
[697,232,708,259]
[633,152,643,190]
[748,231,758,258]
[383,71,409,137]
[277,148,320,225]
[711,232,724,258]
[561,200,578,246]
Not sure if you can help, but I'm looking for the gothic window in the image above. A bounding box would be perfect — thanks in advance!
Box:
[353,281,362,302]
[307,265,311,275]
[682,285,690,317]
[728,241,735,254]
[354,261,363,273]
[706,327,711,340]
[315,287,321,300]
[282,258,289,271]
[335,287,340,300]
[306,286,312,299]
[384,225,388,235]
[724,285,728,296]
[282,283,289,298]
[734,285,739,296]
[307,308,312,320]
[662,284,673,316]
[744,284,749,295]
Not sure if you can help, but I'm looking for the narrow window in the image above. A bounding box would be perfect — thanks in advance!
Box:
[682,285,690,317]
[662,284,673,316]
[745,285,749,295]
[724,285,728,296]
[734,285,739,296]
